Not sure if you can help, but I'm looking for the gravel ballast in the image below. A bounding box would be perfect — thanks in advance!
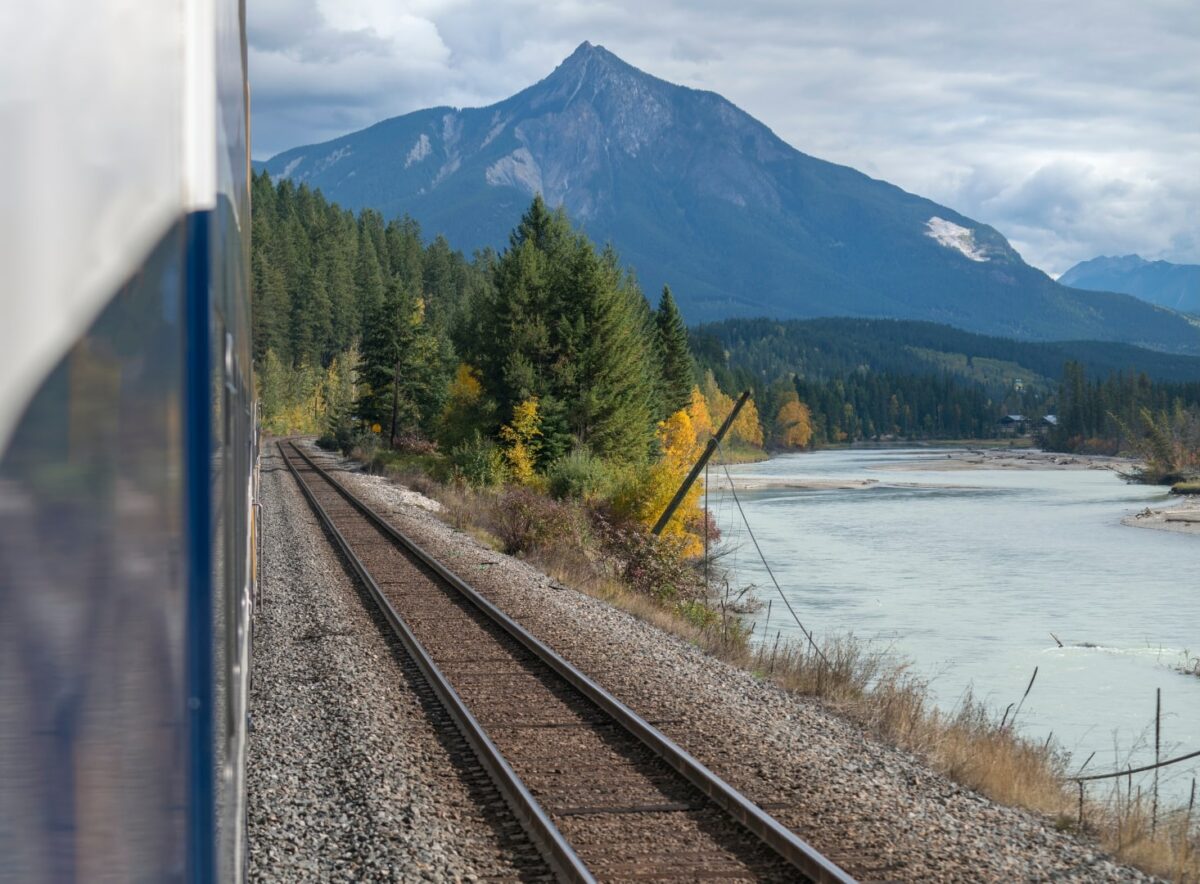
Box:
[284,441,1152,884]
[247,444,548,882]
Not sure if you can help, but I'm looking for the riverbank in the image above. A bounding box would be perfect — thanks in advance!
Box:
[871,447,1140,473]
[1123,494,1200,536]
[707,446,1142,491]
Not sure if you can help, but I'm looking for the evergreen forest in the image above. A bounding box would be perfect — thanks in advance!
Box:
[252,172,1200,495]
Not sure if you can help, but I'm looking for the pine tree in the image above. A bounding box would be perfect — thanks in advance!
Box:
[290,254,333,366]
[357,277,416,441]
[570,247,656,459]
[325,213,359,353]
[654,286,694,417]
[355,231,386,333]
[470,197,658,462]
[251,243,290,363]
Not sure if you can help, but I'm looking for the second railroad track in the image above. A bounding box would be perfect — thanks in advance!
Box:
[280,440,855,883]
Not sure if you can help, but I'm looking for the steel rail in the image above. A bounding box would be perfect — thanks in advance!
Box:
[278,442,596,883]
[286,440,857,884]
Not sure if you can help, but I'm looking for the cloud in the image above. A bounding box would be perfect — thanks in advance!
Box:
[248,0,1200,274]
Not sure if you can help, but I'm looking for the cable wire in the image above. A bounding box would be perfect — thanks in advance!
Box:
[718,451,829,667]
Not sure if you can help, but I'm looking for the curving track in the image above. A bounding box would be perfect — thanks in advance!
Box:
[280,440,855,883]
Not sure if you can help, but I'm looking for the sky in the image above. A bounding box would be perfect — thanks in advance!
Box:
[248,0,1199,276]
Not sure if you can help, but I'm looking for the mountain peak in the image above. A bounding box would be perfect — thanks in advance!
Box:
[541,40,635,90]
[563,40,622,64]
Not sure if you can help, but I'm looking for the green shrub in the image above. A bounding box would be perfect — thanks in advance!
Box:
[676,599,719,629]
[448,434,507,488]
[546,447,616,501]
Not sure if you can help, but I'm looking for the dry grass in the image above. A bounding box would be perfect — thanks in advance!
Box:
[367,459,1200,881]
[1177,653,1200,679]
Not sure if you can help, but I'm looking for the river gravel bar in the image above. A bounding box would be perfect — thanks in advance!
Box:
[251,439,1154,882]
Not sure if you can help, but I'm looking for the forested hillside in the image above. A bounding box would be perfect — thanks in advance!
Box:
[693,318,1200,391]
[251,170,490,429]
[693,317,1200,462]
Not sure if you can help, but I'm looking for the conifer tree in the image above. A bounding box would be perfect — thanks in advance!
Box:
[251,244,290,363]
[471,197,657,462]
[354,232,386,332]
[290,254,333,366]
[571,247,656,459]
[325,214,358,353]
[357,278,416,441]
[655,286,694,416]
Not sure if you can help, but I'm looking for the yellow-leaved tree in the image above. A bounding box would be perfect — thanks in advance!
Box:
[499,397,542,485]
[773,391,814,449]
[700,371,764,450]
[687,386,713,441]
[701,371,733,433]
[730,397,764,447]
[614,407,706,556]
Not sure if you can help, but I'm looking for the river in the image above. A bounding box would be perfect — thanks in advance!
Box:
[715,447,1200,803]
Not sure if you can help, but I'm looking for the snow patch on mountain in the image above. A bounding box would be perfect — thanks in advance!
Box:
[925,217,989,262]
[405,134,431,168]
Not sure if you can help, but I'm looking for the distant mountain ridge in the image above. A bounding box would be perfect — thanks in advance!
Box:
[1059,255,1200,314]
[262,42,1200,353]
[691,317,1200,393]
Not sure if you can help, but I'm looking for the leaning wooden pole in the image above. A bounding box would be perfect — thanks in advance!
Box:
[652,389,751,537]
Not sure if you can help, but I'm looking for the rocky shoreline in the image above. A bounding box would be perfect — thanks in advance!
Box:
[867,447,1138,473]
[1122,494,1200,535]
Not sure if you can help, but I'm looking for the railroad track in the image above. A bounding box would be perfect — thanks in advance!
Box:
[281,440,855,883]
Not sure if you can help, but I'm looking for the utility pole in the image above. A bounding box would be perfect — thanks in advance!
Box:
[652,390,750,536]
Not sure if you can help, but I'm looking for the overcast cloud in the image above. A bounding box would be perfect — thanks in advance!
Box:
[248,0,1199,275]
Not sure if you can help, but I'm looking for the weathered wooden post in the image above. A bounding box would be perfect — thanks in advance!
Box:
[652,390,750,536]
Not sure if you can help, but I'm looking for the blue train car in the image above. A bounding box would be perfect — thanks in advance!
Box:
[0,2,255,881]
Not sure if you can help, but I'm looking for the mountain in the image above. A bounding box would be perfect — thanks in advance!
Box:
[261,42,1200,353]
[1059,255,1200,314]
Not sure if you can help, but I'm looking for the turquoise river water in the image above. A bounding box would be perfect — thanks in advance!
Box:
[716,448,1200,803]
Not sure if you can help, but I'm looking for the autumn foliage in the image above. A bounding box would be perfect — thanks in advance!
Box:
[773,391,814,449]
[500,397,543,486]
[613,405,707,556]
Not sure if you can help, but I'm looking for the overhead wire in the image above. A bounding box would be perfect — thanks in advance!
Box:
[717,447,829,667]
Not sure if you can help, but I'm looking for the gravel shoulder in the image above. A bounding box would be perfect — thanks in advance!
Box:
[248,443,548,882]
[299,440,1152,883]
